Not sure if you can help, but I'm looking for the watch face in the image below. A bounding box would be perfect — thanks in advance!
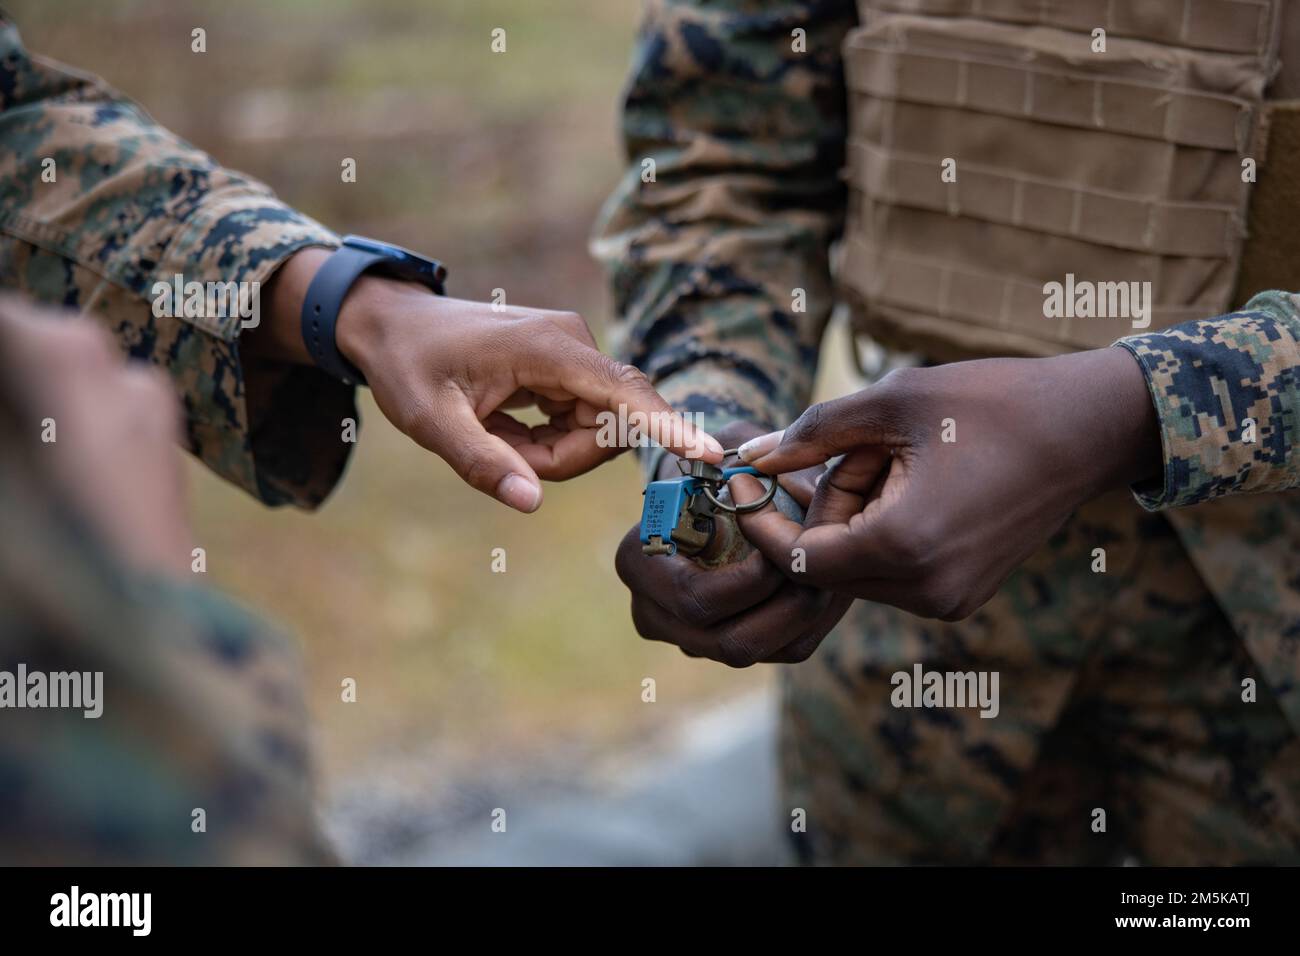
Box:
[344,235,446,288]
[344,235,412,258]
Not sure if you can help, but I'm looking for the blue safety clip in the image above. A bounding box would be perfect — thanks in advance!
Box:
[639,454,777,556]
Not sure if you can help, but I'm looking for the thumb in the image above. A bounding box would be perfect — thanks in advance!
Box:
[426,398,544,513]
[736,391,897,475]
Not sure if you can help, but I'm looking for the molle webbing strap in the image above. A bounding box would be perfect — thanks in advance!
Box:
[840,3,1283,358]
[848,139,1244,257]
[856,0,1278,57]
[844,33,1262,151]
[840,228,1217,349]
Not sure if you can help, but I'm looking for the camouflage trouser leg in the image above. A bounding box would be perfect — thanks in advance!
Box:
[779,490,1300,865]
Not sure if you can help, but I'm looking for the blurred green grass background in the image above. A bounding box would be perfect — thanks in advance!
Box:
[10,0,772,783]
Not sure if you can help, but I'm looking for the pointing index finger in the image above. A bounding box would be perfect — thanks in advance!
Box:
[520,336,724,463]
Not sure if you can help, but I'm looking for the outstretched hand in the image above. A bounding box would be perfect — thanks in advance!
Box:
[257,248,723,513]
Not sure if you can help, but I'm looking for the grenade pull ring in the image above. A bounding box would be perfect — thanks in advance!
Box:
[676,447,778,514]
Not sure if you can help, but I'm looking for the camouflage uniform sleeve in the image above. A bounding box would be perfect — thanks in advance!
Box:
[0,16,353,508]
[590,0,857,453]
[0,402,332,865]
[1115,289,1300,509]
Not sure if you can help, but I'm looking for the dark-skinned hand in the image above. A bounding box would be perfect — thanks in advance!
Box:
[730,349,1162,622]
[614,421,853,667]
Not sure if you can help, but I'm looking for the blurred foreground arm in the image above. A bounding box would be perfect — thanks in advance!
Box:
[0,297,330,864]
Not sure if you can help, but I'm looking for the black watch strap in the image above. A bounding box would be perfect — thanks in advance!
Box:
[300,244,390,386]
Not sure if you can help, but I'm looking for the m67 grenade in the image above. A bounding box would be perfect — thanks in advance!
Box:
[638,452,800,567]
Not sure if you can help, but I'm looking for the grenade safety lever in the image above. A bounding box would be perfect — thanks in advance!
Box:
[639,448,778,557]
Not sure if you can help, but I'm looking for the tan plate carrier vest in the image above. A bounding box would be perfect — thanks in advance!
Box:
[840,0,1300,360]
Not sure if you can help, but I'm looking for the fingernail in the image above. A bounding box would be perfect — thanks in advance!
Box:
[681,424,724,460]
[497,473,541,513]
[728,473,763,506]
[700,432,725,459]
[737,429,784,463]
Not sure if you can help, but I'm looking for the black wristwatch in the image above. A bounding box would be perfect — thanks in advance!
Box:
[301,235,448,386]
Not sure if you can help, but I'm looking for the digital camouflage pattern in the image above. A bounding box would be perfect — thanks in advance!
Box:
[781,489,1300,864]
[0,376,333,865]
[1118,291,1300,509]
[0,15,341,863]
[591,0,856,441]
[594,0,1300,863]
[0,13,353,509]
